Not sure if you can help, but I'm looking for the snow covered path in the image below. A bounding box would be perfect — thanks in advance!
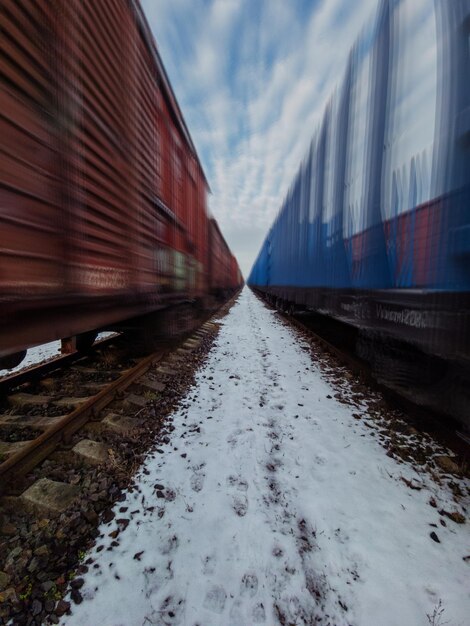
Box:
[62,289,469,626]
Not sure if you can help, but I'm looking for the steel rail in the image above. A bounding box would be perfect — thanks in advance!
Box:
[0,349,164,493]
[0,335,120,397]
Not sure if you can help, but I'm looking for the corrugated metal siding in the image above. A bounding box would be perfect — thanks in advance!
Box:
[1,0,64,294]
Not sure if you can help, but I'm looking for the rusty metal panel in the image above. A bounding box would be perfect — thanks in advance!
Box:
[55,0,137,294]
[0,0,64,296]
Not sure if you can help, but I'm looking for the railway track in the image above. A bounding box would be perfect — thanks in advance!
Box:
[0,334,119,396]
[0,307,228,498]
[0,347,163,494]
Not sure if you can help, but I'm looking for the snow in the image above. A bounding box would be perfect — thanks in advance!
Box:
[0,341,61,377]
[0,333,116,377]
[61,289,469,626]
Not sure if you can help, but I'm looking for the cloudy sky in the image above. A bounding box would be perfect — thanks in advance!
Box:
[141,0,378,277]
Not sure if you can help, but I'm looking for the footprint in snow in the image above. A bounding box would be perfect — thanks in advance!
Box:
[153,595,185,625]
[240,572,258,597]
[229,599,245,626]
[190,473,205,492]
[252,602,266,623]
[227,429,244,447]
[159,534,179,556]
[202,554,216,575]
[232,494,248,517]
[203,585,227,614]
[227,474,248,492]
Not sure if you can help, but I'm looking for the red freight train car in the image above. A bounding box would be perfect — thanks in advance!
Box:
[208,219,240,299]
[0,0,241,368]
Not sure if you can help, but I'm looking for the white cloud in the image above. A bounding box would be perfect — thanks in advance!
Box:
[141,0,379,276]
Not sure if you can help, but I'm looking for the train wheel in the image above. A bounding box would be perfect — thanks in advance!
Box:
[0,350,27,370]
[76,331,98,353]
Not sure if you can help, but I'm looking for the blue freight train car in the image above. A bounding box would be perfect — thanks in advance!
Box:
[249,0,470,426]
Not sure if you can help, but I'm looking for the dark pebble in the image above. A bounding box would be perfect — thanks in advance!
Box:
[71,578,84,590]
[430,531,441,543]
[83,509,98,524]
[71,589,83,605]
[155,484,165,490]
[102,510,115,524]
[31,600,42,616]
[156,491,165,498]
[116,518,129,530]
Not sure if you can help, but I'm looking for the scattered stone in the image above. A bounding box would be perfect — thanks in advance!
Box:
[430,531,441,543]
[0,587,18,605]
[45,599,56,613]
[34,545,49,559]
[41,580,55,593]
[0,522,16,536]
[140,379,166,393]
[400,477,422,490]
[156,366,178,376]
[20,478,80,517]
[73,439,109,465]
[434,456,460,475]
[440,510,465,525]
[126,394,148,409]
[116,518,130,530]
[0,571,11,590]
[101,413,141,434]
[102,509,115,524]
[83,509,98,524]
[70,578,84,590]
[27,557,39,573]
[55,600,71,617]
[31,599,42,616]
